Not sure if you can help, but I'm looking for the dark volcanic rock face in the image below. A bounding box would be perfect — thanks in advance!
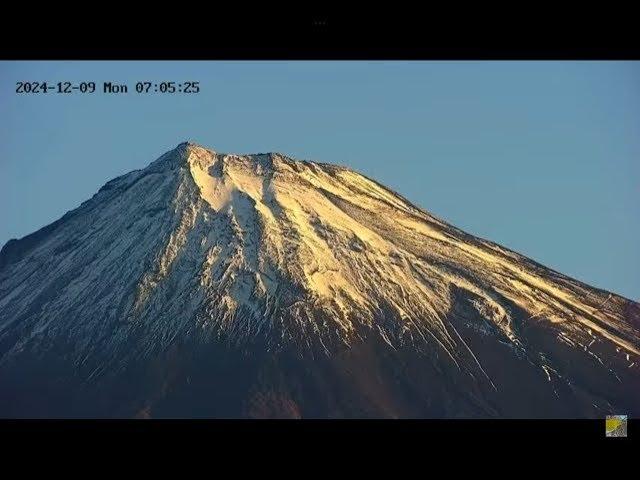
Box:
[0,143,638,418]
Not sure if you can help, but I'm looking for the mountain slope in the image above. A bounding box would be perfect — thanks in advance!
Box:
[0,142,638,418]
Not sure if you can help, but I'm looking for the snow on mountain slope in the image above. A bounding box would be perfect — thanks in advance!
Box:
[0,142,638,418]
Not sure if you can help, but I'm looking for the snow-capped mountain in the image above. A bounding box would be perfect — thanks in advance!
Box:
[0,142,638,418]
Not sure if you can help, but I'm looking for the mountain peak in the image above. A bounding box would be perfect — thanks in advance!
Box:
[176,140,209,150]
[161,142,286,170]
[175,141,216,161]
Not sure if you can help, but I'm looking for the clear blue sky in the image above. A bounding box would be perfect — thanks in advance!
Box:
[1,61,638,299]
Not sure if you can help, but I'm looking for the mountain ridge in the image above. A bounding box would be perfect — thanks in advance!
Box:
[0,142,638,418]
[2,142,633,302]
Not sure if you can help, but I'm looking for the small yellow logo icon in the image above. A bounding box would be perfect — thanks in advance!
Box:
[606,415,627,437]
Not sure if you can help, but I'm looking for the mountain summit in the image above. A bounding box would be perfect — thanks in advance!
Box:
[0,143,638,418]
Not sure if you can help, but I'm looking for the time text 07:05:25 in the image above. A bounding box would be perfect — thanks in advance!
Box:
[15,81,201,94]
